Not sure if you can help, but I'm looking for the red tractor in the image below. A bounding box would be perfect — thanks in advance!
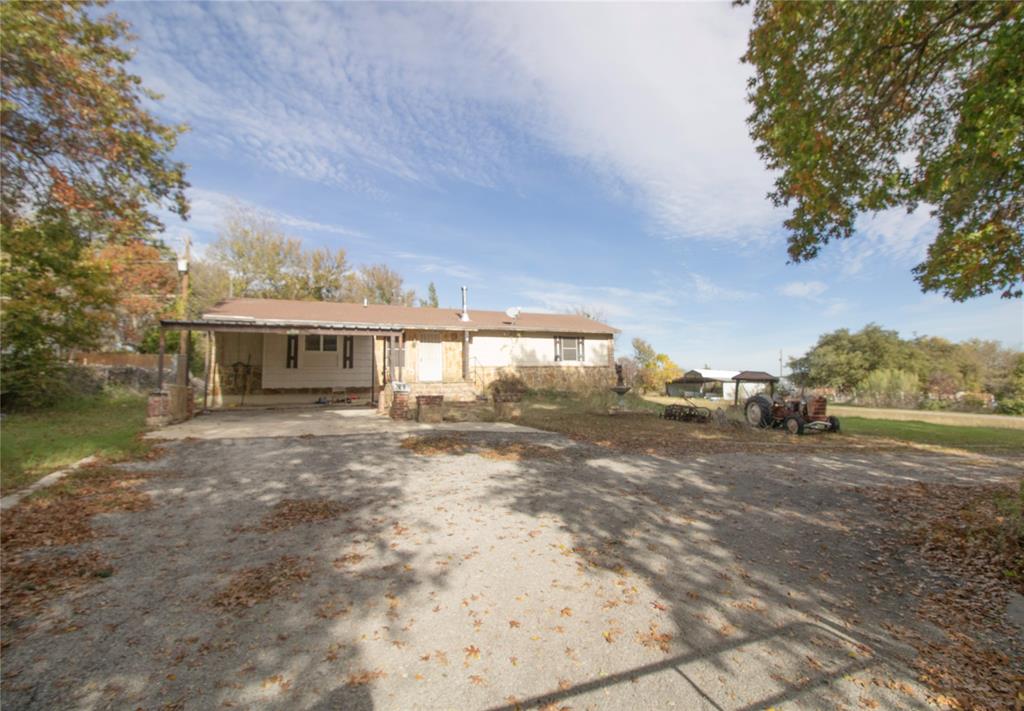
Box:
[743,393,840,435]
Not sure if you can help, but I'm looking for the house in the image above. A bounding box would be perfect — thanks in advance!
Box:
[666,369,772,401]
[160,292,618,408]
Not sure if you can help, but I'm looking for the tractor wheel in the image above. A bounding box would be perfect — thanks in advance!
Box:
[744,395,772,428]
[784,415,805,435]
[828,415,840,433]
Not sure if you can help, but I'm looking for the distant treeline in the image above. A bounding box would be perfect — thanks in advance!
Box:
[789,324,1023,414]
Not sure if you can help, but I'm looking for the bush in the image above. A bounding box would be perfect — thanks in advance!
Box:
[488,372,528,400]
[0,359,104,411]
[996,399,1024,416]
[856,368,921,408]
[919,398,949,411]
[953,392,995,412]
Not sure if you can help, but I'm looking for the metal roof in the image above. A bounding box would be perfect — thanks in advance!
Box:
[196,298,618,335]
[732,370,780,382]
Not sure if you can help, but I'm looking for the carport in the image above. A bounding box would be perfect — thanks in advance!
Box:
[157,317,406,413]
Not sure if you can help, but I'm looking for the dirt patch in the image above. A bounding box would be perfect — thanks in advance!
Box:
[251,498,348,533]
[514,409,883,457]
[400,434,564,461]
[861,480,1024,710]
[212,555,315,611]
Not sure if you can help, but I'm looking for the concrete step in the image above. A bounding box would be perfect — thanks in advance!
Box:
[408,382,478,402]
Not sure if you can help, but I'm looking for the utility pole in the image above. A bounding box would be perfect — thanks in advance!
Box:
[779,349,783,379]
[176,235,190,387]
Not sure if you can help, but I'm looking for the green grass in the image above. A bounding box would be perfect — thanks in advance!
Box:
[841,416,1024,453]
[1,390,151,494]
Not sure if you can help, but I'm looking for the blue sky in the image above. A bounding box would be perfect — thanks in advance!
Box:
[118,2,1022,373]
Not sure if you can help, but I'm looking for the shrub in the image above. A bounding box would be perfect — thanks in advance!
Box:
[995,399,1024,416]
[919,398,948,411]
[488,372,528,400]
[954,392,995,412]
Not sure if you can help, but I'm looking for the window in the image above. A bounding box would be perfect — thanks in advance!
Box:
[555,337,584,362]
[304,334,339,352]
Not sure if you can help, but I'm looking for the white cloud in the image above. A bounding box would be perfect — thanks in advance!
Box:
[689,273,751,303]
[836,207,936,275]
[779,281,827,299]
[181,188,370,243]
[470,4,779,242]
[391,251,480,282]
[125,3,779,243]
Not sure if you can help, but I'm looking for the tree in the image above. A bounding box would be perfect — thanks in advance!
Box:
[858,369,922,408]
[420,282,439,308]
[790,323,1020,400]
[632,338,657,370]
[789,324,913,393]
[569,305,609,323]
[188,259,232,318]
[0,1,189,406]
[743,2,1023,301]
[94,240,177,348]
[1,0,189,237]
[637,353,683,393]
[205,210,349,301]
[347,264,416,306]
[1,216,116,406]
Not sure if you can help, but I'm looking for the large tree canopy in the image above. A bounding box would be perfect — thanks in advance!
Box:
[1,0,188,237]
[743,1,1023,301]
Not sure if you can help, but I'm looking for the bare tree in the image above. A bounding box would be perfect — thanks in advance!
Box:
[346,263,416,306]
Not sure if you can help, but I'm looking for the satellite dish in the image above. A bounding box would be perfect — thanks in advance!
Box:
[504,307,521,321]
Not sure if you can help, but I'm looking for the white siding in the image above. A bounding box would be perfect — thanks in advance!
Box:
[585,338,610,364]
[470,333,611,368]
[261,334,373,389]
[216,332,263,366]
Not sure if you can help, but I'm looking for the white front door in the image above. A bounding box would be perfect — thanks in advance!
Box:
[417,334,443,382]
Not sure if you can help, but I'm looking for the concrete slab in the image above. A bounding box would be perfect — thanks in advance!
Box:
[147,406,548,440]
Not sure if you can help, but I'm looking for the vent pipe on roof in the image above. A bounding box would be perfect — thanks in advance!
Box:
[460,286,470,322]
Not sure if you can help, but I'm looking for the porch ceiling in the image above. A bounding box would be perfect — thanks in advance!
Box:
[159,318,403,336]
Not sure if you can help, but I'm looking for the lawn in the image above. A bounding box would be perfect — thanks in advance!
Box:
[840,416,1024,454]
[1,390,151,494]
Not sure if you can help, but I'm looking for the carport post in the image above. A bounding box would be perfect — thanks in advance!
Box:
[388,335,396,383]
[398,332,404,381]
[203,330,211,410]
[157,328,166,391]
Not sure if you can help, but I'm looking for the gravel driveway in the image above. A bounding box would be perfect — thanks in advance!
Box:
[1,410,1020,710]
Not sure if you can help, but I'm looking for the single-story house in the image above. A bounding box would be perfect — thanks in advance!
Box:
[160,294,617,408]
[666,369,772,401]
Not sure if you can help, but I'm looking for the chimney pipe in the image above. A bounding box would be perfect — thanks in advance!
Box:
[460,286,470,322]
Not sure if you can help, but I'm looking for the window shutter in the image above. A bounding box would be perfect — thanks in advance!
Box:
[343,336,354,369]
[554,337,562,362]
[578,338,584,362]
[286,335,298,369]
